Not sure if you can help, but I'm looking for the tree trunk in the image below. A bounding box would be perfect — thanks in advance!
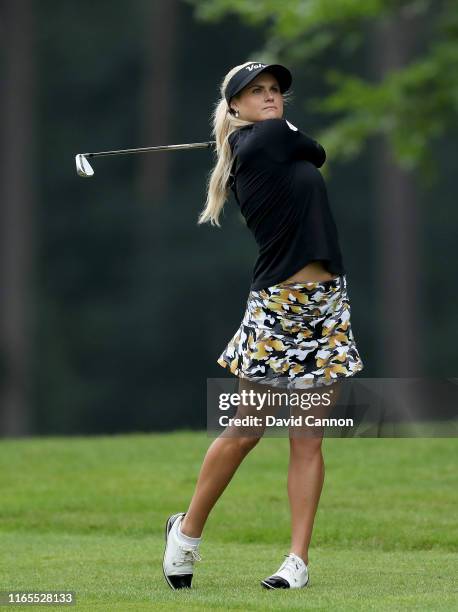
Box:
[0,0,36,436]
[370,10,423,377]
[136,0,179,213]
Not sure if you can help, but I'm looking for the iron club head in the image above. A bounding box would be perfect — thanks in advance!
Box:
[75,154,94,177]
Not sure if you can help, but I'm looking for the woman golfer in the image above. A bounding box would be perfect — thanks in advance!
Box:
[163,61,364,590]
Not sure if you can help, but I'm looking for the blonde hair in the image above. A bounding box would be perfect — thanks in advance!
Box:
[197,61,293,228]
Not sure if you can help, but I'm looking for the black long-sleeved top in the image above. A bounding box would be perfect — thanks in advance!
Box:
[227,118,345,291]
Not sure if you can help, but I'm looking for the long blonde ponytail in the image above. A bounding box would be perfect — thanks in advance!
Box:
[196,62,259,228]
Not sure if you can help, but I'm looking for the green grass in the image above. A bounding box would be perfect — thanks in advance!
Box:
[0,433,457,610]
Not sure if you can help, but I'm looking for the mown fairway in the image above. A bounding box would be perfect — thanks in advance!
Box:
[1,433,456,610]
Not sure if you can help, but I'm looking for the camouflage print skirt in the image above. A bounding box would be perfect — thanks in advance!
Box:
[217,274,364,389]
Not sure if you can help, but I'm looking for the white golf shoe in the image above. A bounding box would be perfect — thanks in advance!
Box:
[261,552,309,589]
[162,512,202,589]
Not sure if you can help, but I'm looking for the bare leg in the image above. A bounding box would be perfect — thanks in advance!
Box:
[287,436,324,564]
[287,381,341,564]
[180,378,275,538]
[180,434,261,537]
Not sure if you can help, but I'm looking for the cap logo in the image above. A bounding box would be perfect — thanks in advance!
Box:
[245,63,267,72]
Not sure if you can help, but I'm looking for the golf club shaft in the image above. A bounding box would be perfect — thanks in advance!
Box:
[82,141,216,159]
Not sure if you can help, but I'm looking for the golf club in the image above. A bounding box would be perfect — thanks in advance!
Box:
[75,140,216,177]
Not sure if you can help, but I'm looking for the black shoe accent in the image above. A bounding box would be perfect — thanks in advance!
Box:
[165,512,186,540]
[261,575,290,589]
[168,573,193,589]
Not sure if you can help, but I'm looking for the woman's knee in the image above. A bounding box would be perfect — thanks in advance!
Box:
[237,435,262,454]
[219,430,262,454]
[289,434,323,458]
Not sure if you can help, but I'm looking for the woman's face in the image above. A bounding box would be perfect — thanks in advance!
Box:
[230,73,284,122]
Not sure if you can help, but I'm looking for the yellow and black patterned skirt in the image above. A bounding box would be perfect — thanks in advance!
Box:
[217,274,364,389]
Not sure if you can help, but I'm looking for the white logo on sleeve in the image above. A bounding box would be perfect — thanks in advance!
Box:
[286,120,298,131]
